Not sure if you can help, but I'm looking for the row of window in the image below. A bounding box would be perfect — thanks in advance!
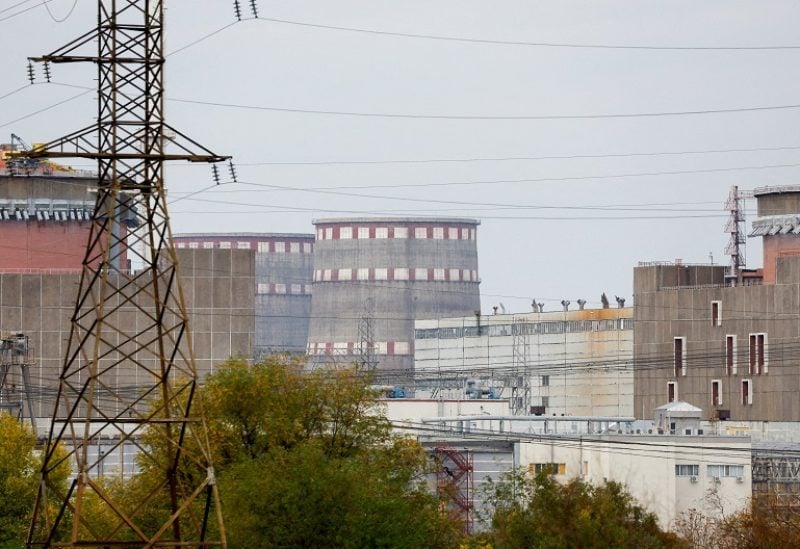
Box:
[175,240,313,253]
[316,225,477,241]
[314,267,479,283]
[667,379,754,406]
[415,318,633,340]
[675,464,745,478]
[306,341,411,356]
[673,333,768,377]
[256,283,312,295]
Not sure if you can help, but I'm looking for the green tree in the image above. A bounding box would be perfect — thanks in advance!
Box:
[476,470,683,549]
[0,413,69,549]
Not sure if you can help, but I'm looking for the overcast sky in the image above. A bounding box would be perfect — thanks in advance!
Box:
[2,0,799,312]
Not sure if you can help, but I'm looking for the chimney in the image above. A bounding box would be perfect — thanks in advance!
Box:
[560,300,570,312]
[615,296,626,308]
[492,306,499,315]
[577,299,587,310]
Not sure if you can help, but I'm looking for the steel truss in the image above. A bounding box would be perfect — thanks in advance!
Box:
[23,2,228,547]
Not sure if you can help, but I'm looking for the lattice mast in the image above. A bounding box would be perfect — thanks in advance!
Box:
[23,2,228,546]
[0,333,37,435]
[724,185,751,286]
[510,316,530,415]
[357,298,376,370]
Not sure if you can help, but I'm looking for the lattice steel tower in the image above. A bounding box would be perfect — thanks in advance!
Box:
[23,2,228,547]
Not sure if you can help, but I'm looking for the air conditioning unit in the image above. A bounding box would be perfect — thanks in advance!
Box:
[736,476,744,483]
[690,476,698,484]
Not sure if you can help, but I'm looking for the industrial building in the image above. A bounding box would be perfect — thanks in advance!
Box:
[1,141,98,270]
[413,306,634,417]
[634,185,800,422]
[173,233,314,356]
[0,248,255,419]
[307,217,481,382]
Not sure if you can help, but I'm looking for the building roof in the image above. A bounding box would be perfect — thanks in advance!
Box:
[172,232,315,239]
[313,216,480,225]
[753,185,800,197]
[655,401,703,414]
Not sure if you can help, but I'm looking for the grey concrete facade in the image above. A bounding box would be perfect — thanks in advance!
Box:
[308,218,481,383]
[633,258,800,421]
[0,248,255,417]
[173,233,314,357]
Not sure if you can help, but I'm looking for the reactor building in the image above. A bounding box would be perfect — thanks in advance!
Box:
[172,233,315,356]
[307,217,481,383]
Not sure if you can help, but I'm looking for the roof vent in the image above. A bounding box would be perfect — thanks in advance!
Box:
[577,299,587,310]
[560,300,570,312]
[615,296,626,308]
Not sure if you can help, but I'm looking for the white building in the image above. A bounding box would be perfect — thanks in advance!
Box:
[414,308,633,417]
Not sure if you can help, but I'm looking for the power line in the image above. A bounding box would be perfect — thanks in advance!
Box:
[43,0,76,22]
[250,16,800,52]
[169,96,800,121]
[0,89,91,129]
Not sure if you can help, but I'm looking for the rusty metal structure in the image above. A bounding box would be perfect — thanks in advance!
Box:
[21,1,228,547]
[434,446,474,534]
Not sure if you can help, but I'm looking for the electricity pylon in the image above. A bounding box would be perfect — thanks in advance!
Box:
[22,2,228,546]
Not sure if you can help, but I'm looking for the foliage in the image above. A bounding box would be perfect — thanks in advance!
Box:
[674,496,800,549]
[476,469,683,549]
[0,413,69,549]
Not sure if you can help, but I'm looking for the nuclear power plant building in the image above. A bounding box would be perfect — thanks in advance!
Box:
[173,233,314,356]
[307,217,481,382]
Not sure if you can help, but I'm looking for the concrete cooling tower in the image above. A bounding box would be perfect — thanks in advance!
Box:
[307,217,481,384]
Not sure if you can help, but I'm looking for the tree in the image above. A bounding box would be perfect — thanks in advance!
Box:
[0,413,69,549]
[475,470,683,549]
[100,356,461,548]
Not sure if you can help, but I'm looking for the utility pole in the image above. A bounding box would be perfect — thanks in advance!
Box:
[22,2,228,547]
[0,333,37,435]
[358,298,376,370]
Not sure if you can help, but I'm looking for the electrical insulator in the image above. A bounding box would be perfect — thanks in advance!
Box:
[233,0,242,21]
[249,0,259,18]
[43,61,52,83]
[212,164,221,185]
[228,160,238,183]
[26,61,35,85]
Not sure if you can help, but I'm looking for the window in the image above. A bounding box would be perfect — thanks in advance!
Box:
[375,227,388,239]
[433,268,445,281]
[358,227,370,239]
[414,268,427,281]
[461,228,469,239]
[323,269,332,281]
[742,379,752,405]
[188,242,199,249]
[394,227,408,239]
[258,242,269,252]
[749,333,767,374]
[274,284,286,294]
[394,342,409,355]
[707,464,745,478]
[711,301,721,326]
[257,283,269,294]
[290,242,300,253]
[448,227,458,239]
[541,396,549,407]
[203,241,214,249]
[357,268,369,281]
[674,337,686,377]
[668,381,677,403]
[541,375,550,387]
[675,464,700,477]
[324,227,333,239]
[303,242,312,253]
[338,269,352,281]
[219,241,231,249]
[374,268,388,281]
[463,269,472,282]
[316,229,323,240]
[274,242,285,253]
[532,463,565,475]
[726,335,737,375]
[414,227,428,239]
[449,268,460,281]
[237,241,251,249]
[433,227,444,239]
[712,379,722,406]
[290,284,301,294]
[394,268,409,281]
[339,227,353,239]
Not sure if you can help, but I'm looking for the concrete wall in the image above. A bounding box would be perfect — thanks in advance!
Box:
[517,436,752,528]
[174,234,314,357]
[415,308,634,417]
[0,248,255,418]
[633,258,800,421]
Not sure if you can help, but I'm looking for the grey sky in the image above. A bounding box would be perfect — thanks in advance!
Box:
[2,0,799,312]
